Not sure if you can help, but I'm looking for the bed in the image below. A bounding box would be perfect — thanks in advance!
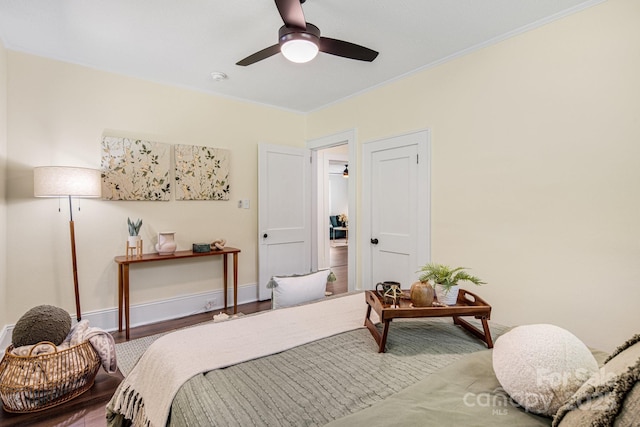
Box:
[106,292,625,427]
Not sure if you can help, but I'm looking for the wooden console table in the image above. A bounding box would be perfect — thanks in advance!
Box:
[114,247,240,340]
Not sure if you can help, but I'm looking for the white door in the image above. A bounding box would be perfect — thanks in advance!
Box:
[258,143,311,300]
[362,130,430,289]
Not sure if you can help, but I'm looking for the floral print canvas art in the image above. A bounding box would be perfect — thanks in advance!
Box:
[174,144,230,200]
[101,136,171,201]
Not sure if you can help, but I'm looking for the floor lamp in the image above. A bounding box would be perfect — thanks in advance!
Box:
[33,166,102,321]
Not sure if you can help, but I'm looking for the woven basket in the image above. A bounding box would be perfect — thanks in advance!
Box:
[0,340,100,413]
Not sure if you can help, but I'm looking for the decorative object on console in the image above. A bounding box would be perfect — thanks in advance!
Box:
[417,262,485,306]
[492,324,598,417]
[101,136,171,201]
[127,217,142,236]
[12,305,71,347]
[192,243,211,253]
[126,217,143,257]
[174,144,230,201]
[155,232,177,255]
[409,280,435,307]
[210,238,226,251]
[33,166,102,321]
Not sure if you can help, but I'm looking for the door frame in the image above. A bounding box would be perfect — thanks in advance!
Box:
[307,129,356,292]
[361,129,431,289]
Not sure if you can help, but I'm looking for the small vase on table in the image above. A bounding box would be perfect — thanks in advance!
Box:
[126,217,144,258]
[155,232,177,255]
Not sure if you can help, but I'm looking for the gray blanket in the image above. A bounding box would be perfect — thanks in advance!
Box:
[328,348,609,427]
[326,349,551,427]
[167,318,508,426]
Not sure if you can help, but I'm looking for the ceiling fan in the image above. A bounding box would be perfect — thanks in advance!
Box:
[236,0,379,66]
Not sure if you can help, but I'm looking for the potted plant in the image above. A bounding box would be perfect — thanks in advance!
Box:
[417,263,485,305]
[127,217,143,247]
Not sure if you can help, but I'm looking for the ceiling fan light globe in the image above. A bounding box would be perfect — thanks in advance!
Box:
[281,38,319,63]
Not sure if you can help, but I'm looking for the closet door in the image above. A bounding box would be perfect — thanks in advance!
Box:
[362,130,431,289]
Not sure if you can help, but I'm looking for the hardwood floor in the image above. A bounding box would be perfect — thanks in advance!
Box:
[327,239,348,295]
[0,243,348,426]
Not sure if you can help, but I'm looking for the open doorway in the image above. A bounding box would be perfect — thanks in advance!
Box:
[326,157,349,295]
[313,144,349,296]
[308,129,356,293]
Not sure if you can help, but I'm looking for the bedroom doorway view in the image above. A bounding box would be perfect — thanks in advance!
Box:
[320,147,349,296]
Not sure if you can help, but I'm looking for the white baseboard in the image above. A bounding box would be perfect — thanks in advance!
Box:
[0,324,8,353]
[0,283,259,350]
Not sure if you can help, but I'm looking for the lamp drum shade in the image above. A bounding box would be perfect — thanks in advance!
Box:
[33,166,102,198]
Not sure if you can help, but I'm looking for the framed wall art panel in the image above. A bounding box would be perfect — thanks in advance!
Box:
[101,136,171,201]
[174,144,230,201]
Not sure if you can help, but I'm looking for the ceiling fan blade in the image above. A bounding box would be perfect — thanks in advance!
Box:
[236,44,281,66]
[274,0,306,29]
[319,37,379,62]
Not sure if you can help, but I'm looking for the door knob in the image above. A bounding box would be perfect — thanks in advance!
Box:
[371,238,379,245]
[263,233,268,238]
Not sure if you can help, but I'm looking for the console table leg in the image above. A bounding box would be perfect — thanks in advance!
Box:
[233,253,238,314]
[123,264,130,340]
[118,265,123,332]
[223,254,228,311]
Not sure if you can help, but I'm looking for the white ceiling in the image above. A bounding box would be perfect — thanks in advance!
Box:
[0,0,601,113]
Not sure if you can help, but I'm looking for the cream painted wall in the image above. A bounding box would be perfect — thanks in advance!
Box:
[0,38,8,327]
[5,52,306,322]
[3,0,638,352]
[307,0,640,352]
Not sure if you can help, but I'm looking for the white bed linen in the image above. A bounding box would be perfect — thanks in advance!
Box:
[107,292,374,427]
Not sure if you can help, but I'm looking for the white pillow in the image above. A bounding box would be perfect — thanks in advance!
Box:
[492,324,598,417]
[271,269,328,309]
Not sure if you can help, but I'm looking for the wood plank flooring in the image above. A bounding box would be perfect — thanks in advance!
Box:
[0,243,348,426]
